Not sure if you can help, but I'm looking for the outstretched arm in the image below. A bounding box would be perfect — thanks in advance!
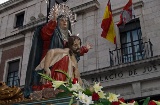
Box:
[80,43,92,56]
[41,4,58,40]
[41,20,57,40]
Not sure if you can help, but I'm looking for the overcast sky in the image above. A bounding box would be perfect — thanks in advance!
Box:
[0,0,9,4]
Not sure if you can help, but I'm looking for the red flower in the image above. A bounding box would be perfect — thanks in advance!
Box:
[92,92,100,101]
[72,78,78,84]
[129,100,135,103]
[148,100,156,105]
[118,98,125,103]
[111,101,120,105]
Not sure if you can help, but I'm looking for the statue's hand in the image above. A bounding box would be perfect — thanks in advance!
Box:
[45,68,51,77]
[52,4,58,21]
[85,43,92,50]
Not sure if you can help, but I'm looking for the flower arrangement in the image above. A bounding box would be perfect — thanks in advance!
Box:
[39,70,160,105]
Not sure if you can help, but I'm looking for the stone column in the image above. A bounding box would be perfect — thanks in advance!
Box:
[20,32,33,86]
[0,48,2,64]
[132,82,142,98]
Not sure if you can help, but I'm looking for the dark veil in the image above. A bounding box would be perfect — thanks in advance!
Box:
[24,24,44,98]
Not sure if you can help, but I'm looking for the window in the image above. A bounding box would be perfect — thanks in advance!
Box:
[120,18,143,63]
[55,0,68,4]
[7,59,20,87]
[15,12,25,28]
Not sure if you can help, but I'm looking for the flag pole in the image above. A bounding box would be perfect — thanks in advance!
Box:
[115,43,120,65]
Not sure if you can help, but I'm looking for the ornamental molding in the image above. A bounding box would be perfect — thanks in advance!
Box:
[0,0,32,13]
[81,55,160,76]
[19,17,46,33]
[112,0,144,16]
[0,33,25,47]
[71,0,100,14]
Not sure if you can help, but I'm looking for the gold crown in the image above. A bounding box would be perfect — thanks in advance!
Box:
[48,3,77,25]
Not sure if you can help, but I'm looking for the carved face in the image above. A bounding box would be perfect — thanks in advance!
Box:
[71,39,81,54]
[59,17,68,30]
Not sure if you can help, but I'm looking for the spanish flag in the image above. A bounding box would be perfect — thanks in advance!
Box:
[101,0,116,44]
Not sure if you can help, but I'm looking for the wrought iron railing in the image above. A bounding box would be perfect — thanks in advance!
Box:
[109,39,153,66]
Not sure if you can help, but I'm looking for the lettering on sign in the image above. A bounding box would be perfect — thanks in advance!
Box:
[91,63,160,83]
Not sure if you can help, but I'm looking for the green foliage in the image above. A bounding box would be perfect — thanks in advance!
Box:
[55,70,69,79]
[99,99,111,105]
[142,97,150,105]
[38,73,54,81]
[83,88,92,96]
[135,101,139,105]
[59,85,70,93]
[69,97,74,105]
[96,103,103,105]
[39,70,157,105]
[56,92,70,98]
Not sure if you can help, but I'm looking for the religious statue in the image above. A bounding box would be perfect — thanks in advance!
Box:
[36,35,83,85]
[41,4,91,60]
[24,3,91,98]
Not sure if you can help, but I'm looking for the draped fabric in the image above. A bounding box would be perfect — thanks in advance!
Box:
[101,0,116,44]
[24,25,44,98]
[117,0,135,26]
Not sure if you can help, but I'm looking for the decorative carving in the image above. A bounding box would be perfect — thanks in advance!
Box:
[30,16,36,21]
[38,13,45,18]
[0,82,24,104]
[48,3,77,24]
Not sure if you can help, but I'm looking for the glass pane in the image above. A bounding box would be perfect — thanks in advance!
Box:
[126,32,131,43]
[16,13,24,27]
[14,71,18,77]
[7,70,20,86]
[7,78,13,86]
[132,30,139,41]
[14,80,18,86]
[9,78,13,82]
[132,29,143,61]
[14,76,18,81]
[8,73,14,77]
[121,32,133,63]
[121,28,142,63]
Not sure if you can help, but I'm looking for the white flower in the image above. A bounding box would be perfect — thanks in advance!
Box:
[120,101,135,105]
[69,82,83,92]
[107,93,120,102]
[77,92,94,105]
[98,91,106,99]
[77,91,86,101]
[73,92,78,97]
[52,81,66,90]
[93,82,103,93]
[83,95,94,105]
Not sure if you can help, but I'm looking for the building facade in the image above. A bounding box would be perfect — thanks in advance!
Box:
[0,0,160,100]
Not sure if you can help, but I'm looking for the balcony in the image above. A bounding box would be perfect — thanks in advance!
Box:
[109,39,153,66]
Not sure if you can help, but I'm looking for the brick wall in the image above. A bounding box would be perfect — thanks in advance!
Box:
[0,45,24,81]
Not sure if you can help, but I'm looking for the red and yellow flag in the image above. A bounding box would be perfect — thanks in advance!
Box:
[101,0,116,44]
